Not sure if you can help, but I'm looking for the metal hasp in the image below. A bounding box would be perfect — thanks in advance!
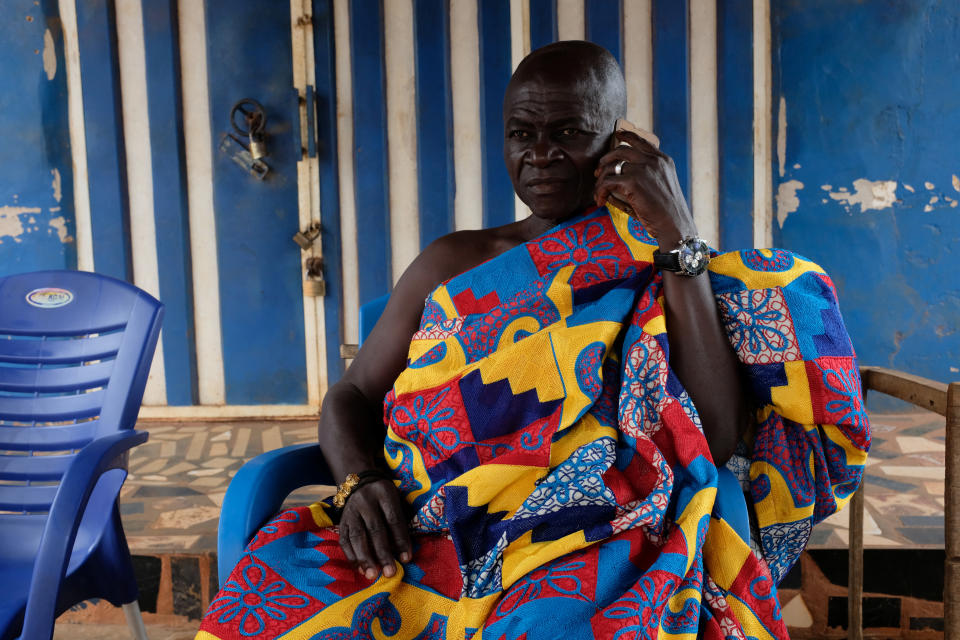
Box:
[218,134,268,180]
[293,222,321,250]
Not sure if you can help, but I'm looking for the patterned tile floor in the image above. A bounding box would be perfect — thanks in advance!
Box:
[120,410,947,555]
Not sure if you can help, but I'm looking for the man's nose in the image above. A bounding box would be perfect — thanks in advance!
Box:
[528,136,559,167]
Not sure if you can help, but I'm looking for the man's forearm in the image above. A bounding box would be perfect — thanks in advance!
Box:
[660,270,748,465]
[317,381,387,481]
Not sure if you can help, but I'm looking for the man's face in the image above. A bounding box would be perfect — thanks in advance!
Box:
[503,76,611,221]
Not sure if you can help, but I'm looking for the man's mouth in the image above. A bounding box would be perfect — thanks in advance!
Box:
[526,177,569,194]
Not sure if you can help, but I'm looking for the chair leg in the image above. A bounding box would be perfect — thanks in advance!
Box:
[122,600,149,640]
[848,483,865,640]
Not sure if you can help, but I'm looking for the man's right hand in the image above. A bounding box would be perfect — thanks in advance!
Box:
[338,478,413,579]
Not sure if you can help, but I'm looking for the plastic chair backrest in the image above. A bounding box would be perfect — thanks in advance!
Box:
[0,270,163,513]
[359,294,390,347]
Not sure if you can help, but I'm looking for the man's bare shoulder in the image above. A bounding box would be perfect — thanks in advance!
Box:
[403,225,525,295]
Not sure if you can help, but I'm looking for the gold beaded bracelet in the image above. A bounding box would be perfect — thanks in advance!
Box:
[332,473,359,508]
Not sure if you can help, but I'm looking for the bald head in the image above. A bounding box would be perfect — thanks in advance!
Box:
[505,41,627,129]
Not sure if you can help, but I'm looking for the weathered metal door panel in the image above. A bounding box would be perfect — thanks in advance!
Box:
[204,0,309,404]
[0,0,76,273]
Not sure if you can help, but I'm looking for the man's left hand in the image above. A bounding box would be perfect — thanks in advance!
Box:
[593,130,696,247]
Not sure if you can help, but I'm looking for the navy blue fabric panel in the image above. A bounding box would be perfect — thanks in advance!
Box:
[529,0,557,50]
[205,0,308,403]
[651,0,690,201]
[312,0,345,383]
[478,0,515,229]
[0,0,76,274]
[585,0,622,64]
[75,0,131,281]
[414,0,455,247]
[717,0,753,251]
[142,0,197,405]
[349,0,392,302]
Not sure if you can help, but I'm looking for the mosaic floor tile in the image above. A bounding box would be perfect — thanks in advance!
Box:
[119,412,946,554]
[781,595,813,628]
[896,436,946,453]
[153,505,221,530]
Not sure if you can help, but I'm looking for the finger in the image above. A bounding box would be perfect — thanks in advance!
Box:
[338,523,359,567]
[614,130,667,158]
[346,515,379,580]
[381,494,413,563]
[594,174,646,211]
[594,146,656,176]
[361,504,400,578]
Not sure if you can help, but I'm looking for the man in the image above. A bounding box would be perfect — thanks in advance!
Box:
[199,42,868,639]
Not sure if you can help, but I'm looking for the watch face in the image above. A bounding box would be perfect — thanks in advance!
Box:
[678,238,710,274]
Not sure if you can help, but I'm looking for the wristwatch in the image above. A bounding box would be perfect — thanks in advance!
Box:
[653,236,710,276]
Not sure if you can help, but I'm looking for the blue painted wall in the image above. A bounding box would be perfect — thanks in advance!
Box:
[772,0,960,382]
[0,0,76,273]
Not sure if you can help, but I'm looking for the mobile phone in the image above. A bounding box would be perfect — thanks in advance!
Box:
[605,119,660,215]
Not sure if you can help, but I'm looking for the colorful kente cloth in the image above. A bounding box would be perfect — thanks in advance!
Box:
[197,206,869,640]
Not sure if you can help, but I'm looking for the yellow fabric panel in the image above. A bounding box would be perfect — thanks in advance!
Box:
[708,249,825,290]
[674,487,718,577]
[702,517,752,591]
[393,344,473,397]
[548,413,618,468]
[551,321,623,421]
[407,337,442,362]
[308,503,334,528]
[448,593,501,639]
[501,528,589,590]
[475,329,565,403]
[606,204,657,261]
[660,587,703,640]
[276,569,456,640]
[446,463,542,511]
[751,459,816,528]
[642,313,667,337]
[429,286,458,322]
[769,361,815,424]
[726,596,780,640]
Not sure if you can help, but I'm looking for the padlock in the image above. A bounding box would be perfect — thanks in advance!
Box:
[249,133,267,160]
[292,223,321,250]
[304,276,326,297]
[303,256,326,296]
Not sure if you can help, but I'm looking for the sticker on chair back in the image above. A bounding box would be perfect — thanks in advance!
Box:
[26,287,74,308]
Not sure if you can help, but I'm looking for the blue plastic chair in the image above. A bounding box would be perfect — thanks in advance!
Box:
[217,292,749,586]
[0,270,163,640]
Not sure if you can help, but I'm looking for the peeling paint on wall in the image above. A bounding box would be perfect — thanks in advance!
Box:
[42,28,56,80]
[48,216,73,243]
[827,179,898,212]
[775,179,803,227]
[0,206,40,243]
[51,168,62,202]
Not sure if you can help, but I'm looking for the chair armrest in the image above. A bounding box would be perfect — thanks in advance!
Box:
[217,443,334,586]
[860,365,948,416]
[20,429,148,640]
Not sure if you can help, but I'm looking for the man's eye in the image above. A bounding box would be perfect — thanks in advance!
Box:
[509,130,530,139]
[558,128,581,138]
